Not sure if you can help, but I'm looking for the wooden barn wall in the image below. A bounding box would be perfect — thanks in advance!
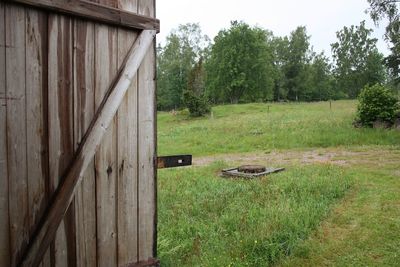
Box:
[0,0,157,266]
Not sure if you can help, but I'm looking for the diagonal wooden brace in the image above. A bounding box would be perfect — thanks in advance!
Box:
[18,29,156,267]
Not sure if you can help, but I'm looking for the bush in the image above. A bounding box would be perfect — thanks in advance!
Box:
[183,90,211,117]
[356,84,399,127]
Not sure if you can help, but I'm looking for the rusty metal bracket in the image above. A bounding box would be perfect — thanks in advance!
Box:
[157,155,192,169]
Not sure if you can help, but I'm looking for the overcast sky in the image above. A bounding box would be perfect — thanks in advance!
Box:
[157,0,389,57]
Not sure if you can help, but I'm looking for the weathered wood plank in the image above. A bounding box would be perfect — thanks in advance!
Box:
[25,9,52,267]
[117,0,139,264]
[5,4,29,266]
[7,0,160,32]
[19,29,155,267]
[73,18,97,267]
[94,22,118,267]
[138,0,157,261]
[117,0,137,12]
[0,3,10,267]
[25,6,47,245]
[48,14,76,267]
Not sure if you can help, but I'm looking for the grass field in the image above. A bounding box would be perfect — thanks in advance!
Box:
[157,100,400,266]
[158,100,399,156]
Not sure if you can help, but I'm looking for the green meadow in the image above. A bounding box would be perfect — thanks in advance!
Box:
[158,101,399,156]
[157,100,400,266]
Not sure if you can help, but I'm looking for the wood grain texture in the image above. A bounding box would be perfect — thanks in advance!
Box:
[5,5,29,266]
[73,18,97,267]
[138,0,156,261]
[117,0,139,264]
[94,22,118,267]
[19,29,155,267]
[25,9,52,267]
[48,14,75,267]
[25,7,48,242]
[7,0,160,32]
[0,3,10,267]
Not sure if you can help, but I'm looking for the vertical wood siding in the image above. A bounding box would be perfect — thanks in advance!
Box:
[94,22,119,267]
[0,3,10,267]
[25,9,52,267]
[73,18,97,267]
[48,14,76,267]
[6,5,29,266]
[116,0,139,265]
[138,0,156,261]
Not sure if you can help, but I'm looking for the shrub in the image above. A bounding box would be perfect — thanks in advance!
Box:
[183,90,211,117]
[356,84,399,127]
[183,58,211,117]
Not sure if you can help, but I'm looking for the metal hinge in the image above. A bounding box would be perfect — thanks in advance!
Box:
[156,155,192,169]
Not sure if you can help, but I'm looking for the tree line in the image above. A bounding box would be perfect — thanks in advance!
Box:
[157,2,399,112]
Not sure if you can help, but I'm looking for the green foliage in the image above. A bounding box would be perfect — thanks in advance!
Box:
[331,21,386,98]
[306,53,335,101]
[183,59,211,117]
[157,21,390,109]
[270,27,334,102]
[183,90,211,117]
[357,84,399,127]
[271,36,290,101]
[368,0,400,84]
[206,21,273,104]
[284,26,312,101]
[187,58,206,96]
[157,23,210,110]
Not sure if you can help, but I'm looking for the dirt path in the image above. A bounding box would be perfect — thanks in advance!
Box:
[193,146,400,169]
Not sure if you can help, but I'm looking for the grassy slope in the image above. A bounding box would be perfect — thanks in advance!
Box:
[158,100,400,156]
[157,100,400,266]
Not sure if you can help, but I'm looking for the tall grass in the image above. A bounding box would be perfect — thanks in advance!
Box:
[157,100,399,266]
[158,101,400,156]
[158,163,353,266]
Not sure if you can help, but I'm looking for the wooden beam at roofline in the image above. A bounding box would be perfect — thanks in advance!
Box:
[5,0,160,32]
[18,29,156,267]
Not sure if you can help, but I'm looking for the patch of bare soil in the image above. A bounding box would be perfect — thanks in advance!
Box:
[193,147,400,168]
